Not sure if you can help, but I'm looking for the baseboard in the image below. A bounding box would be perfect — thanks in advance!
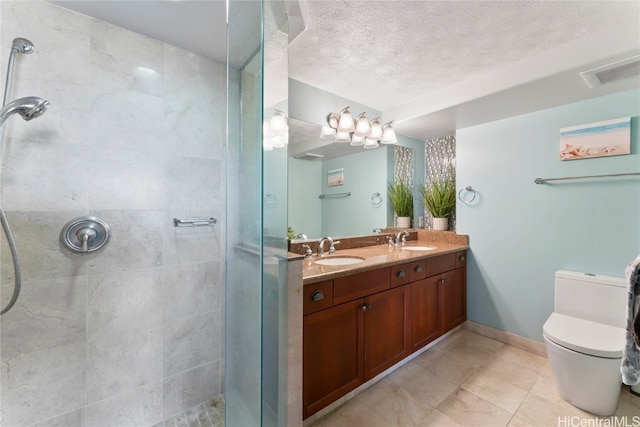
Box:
[463,320,547,358]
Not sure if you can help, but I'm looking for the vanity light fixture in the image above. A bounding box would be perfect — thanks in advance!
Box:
[263,109,289,151]
[381,121,397,144]
[319,106,397,148]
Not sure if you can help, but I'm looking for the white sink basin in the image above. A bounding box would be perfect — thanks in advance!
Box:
[401,245,436,251]
[314,256,365,266]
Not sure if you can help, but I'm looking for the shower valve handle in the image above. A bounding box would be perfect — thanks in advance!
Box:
[77,227,97,253]
[62,216,111,254]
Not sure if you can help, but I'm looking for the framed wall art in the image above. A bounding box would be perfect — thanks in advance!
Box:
[559,117,631,160]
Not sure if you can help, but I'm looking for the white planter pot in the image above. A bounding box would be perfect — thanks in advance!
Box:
[396,216,411,228]
[432,217,449,231]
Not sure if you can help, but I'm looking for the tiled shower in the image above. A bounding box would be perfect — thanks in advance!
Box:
[0,1,226,425]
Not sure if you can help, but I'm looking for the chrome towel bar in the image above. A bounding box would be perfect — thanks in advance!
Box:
[534,172,640,184]
[173,217,217,227]
[319,192,351,199]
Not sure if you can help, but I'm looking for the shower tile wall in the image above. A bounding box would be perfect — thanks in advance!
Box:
[0,2,225,426]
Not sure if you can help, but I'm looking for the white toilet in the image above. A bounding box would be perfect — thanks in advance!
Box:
[543,270,627,416]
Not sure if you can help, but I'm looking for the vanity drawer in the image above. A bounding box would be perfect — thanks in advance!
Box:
[425,253,456,277]
[391,263,411,287]
[304,280,333,315]
[334,268,390,305]
[409,259,427,282]
[456,251,467,268]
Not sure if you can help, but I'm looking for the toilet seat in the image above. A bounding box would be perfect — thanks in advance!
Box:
[543,313,625,359]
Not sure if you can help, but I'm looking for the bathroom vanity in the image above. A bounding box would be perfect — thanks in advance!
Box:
[300,237,468,419]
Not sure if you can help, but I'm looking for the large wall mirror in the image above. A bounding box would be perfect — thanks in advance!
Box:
[288,117,394,239]
[287,84,426,241]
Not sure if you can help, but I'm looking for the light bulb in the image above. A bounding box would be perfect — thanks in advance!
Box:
[354,112,371,137]
[369,117,383,139]
[320,125,336,139]
[337,107,355,133]
[350,135,365,146]
[380,122,397,144]
[270,134,285,148]
[335,131,351,143]
[270,110,287,135]
[363,137,379,149]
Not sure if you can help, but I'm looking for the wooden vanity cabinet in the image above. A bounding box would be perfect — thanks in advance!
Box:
[302,250,467,419]
[364,285,409,380]
[303,298,365,419]
[440,253,467,332]
[408,276,440,352]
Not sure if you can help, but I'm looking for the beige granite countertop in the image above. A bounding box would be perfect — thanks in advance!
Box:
[302,241,468,285]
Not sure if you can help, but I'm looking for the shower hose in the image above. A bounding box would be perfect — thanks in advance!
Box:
[0,40,27,315]
[0,209,21,314]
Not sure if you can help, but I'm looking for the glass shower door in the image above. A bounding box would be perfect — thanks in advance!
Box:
[226,0,289,426]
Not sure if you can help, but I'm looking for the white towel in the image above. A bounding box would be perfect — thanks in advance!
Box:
[621,254,640,386]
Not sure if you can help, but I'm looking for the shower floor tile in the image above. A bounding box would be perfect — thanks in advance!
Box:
[158,396,225,427]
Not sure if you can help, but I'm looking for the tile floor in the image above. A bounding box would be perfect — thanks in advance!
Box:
[155,396,225,427]
[308,329,640,427]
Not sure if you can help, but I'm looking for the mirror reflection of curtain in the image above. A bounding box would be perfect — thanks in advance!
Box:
[424,134,456,230]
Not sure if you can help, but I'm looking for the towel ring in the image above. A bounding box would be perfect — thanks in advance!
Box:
[371,192,383,207]
[458,186,476,204]
[264,193,277,206]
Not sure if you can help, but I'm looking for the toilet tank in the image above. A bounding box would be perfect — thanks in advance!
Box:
[554,270,627,328]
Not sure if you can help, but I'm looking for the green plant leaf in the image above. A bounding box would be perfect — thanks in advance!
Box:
[420,174,456,218]
[388,181,414,217]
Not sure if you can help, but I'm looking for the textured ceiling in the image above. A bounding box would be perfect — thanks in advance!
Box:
[50,0,639,140]
[289,1,640,112]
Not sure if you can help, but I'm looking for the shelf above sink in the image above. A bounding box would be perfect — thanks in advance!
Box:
[314,256,365,266]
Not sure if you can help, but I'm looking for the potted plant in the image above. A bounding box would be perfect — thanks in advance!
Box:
[421,175,456,230]
[388,181,414,228]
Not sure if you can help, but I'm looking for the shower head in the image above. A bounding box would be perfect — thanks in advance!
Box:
[0,96,50,127]
[11,38,35,54]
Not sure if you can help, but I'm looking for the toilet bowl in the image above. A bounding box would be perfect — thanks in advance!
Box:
[543,271,627,416]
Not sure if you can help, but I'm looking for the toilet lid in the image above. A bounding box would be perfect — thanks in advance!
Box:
[543,313,625,358]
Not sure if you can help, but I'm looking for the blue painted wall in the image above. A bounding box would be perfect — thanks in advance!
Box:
[456,89,640,342]
[321,147,390,237]
[287,158,322,238]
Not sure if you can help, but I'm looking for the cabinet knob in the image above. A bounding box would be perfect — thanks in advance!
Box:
[439,278,448,284]
[361,303,372,311]
[310,290,324,302]
[414,265,422,273]
[459,255,465,262]
[395,270,406,278]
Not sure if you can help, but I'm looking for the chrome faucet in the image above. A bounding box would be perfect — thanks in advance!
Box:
[301,244,313,258]
[317,236,340,256]
[317,236,333,257]
[395,230,410,246]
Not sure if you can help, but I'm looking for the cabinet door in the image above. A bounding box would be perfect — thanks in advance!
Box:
[364,286,409,380]
[303,299,365,419]
[408,277,440,352]
[438,268,466,333]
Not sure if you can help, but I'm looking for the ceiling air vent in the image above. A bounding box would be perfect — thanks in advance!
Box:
[293,152,324,161]
[580,55,640,89]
